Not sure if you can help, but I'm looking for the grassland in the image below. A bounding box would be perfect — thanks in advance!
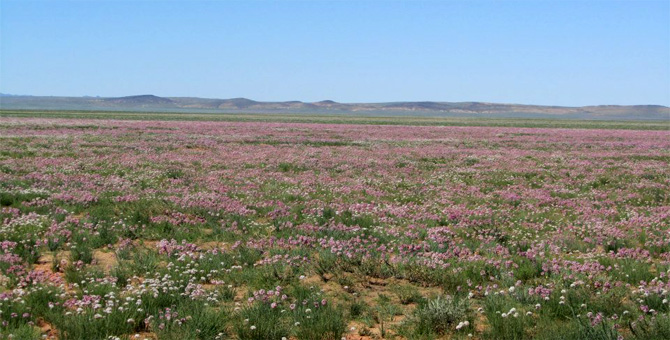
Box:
[0,113,669,339]
[1,109,669,130]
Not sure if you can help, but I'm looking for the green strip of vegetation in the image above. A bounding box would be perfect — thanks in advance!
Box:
[1,109,669,130]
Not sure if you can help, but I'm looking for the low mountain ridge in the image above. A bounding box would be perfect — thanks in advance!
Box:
[102,95,173,105]
[1,94,668,120]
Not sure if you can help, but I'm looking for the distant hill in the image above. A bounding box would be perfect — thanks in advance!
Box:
[103,95,174,105]
[1,94,668,120]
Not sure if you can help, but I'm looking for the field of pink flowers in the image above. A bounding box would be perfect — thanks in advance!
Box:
[0,117,669,339]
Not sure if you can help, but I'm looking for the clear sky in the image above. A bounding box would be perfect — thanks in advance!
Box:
[1,0,668,106]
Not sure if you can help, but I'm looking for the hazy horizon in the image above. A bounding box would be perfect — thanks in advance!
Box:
[1,0,669,107]
[1,93,669,109]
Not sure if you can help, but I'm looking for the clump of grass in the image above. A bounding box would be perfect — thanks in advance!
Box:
[110,264,132,287]
[151,305,229,340]
[128,247,160,274]
[209,284,236,302]
[277,162,306,173]
[349,300,367,319]
[411,295,472,335]
[630,313,670,340]
[0,324,41,339]
[315,250,340,282]
[69,243,93,264]
[484,294,532,340]
[571,314,621,340]
[165,168,185,179]
[293,303,346,340]
[69,234,94,264]
[375,294,403,338]
[234,303,290,340]
[392,284,424,305]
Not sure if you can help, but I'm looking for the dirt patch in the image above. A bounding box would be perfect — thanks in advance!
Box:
[36,318,58,340]
[35,253,54,273]
[126,332,158,340]
[199,240,227,250]
[93,250,118,272]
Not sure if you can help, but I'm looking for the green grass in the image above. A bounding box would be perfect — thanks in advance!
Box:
[1,109,669,130]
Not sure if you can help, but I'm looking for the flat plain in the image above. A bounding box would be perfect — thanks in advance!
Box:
[0,111,669,339]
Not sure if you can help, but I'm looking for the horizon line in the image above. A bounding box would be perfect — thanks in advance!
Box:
[1,93,668,108]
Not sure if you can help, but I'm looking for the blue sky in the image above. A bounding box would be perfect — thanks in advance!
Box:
[1,0,668,106]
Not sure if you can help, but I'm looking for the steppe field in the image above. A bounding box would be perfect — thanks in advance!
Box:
[0,112,669,340]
